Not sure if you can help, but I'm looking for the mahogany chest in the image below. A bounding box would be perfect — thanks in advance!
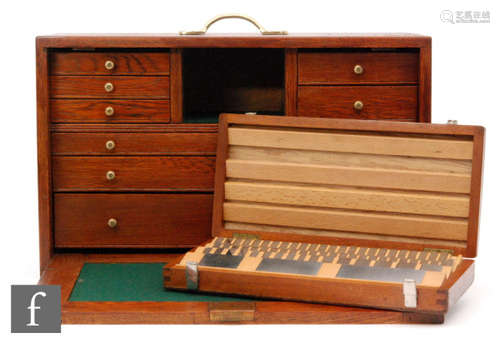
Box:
[36,30,433,324]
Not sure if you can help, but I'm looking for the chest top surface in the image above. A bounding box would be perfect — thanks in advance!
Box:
[36,33,431,49]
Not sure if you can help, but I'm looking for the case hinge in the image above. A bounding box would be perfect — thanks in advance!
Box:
[232,233,260,240]
[403,279,417,308]
[185,261,199,290]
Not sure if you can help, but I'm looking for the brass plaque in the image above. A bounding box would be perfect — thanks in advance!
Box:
[208,302,255,322]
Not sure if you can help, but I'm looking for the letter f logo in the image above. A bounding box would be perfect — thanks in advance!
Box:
[26,291,46,327]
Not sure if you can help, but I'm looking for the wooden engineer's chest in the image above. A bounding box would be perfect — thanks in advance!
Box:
[36,29,442,324]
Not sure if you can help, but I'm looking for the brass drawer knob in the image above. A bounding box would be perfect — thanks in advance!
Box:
[106,170,116,180]
[104,82,114,92]
[105,106,115,116]
[105,140,116,151]
[353,64,364,75]
[353,100,364,111]
[104,60,115,70]
[107,218,118,228]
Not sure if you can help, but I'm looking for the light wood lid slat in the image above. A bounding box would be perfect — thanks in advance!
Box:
[225,181,470,217]
[229,146,472,174]
[223,202,468,241]
[228,127,474,160]
[224,222,468,249]
[226,160,471,194]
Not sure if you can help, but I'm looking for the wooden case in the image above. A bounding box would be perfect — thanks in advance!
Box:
[164,114,484,315]
[37,33,434,324]
[37,34,431,274]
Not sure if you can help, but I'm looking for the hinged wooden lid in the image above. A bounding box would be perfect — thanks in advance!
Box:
[212,114,484,258]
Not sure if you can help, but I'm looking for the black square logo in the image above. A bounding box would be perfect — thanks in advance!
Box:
[11,285,61,333]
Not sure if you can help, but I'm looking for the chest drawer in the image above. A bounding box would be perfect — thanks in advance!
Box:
[50,76,169,98]
[298,52,419,84]
[50,51,170,75]
[50,99,170,123]
[52,156,215,191]
[52,132,217,155]
[297,86,418,120]
[54,193,212,248]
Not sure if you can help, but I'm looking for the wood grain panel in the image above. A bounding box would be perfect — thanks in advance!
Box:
[170,48,183,123]
[225,181,470,217]
[229,146,472,174]
[223,202,468,241]
[228,127,474,160]
[297,86,417,120]
[50,99,170,123]
[226,160,471,193]
[418,45,432,122]
[54,193,211,247]
[52,132,217,155]
[52,156,215,191]
[285,49,298,116]
[50,76,169,98]
[50,52,170,75]
[298,52,418,84]
[36,42,53,273]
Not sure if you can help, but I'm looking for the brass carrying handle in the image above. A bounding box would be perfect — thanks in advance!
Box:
[179,14,287,35]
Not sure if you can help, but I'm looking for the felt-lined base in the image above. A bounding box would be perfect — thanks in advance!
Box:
[70,263,247,302]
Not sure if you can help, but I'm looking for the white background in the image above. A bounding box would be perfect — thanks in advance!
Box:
[1,0,499,341]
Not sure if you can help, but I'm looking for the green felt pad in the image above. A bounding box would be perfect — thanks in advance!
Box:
[70,263,248,302]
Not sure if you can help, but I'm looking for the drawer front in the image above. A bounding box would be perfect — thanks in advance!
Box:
[52,132,217,155]
[298,52,418,84]
[50,76,169,98]
[297,86,418,120]
[50,52,170,75]
[50,99,170,123]
[52,156,215,191]
[54,193,212,247]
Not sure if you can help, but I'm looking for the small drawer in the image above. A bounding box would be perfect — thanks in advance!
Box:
[297,86,417,120]
[52,156,215,191]
[50,76,169,98]
[54,193,212,248]
[50,99,170,123]
[298,52,418,84]
[52,132,217,155]
[50,52,170,75]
